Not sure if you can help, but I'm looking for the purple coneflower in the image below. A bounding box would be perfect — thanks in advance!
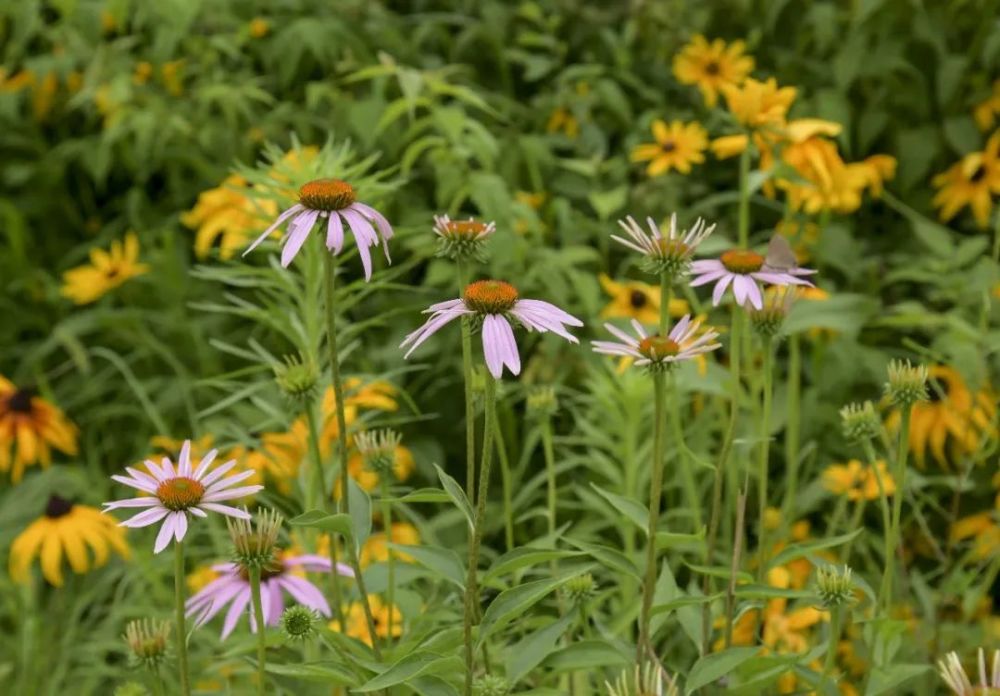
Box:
[244,178,393,279]
[592,315,721,370]
[433,214,496,261]
[400,279,583,379]
[186,553,349,639]
[689,249,814,310]
[612,214,715,276]
[103,441,262,553]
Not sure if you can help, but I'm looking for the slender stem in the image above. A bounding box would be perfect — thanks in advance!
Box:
[756,338,774,581]
[782,334,802,531]
[701,307,742,654]
[305,403,343,624]
[880,406,912,609]
[841,498,867,563]
[638,371,668,661]
[151,668,165,696]
[863,439,893,571]
[658,271,670,336]
[323,253,381,659]
[464,374,497,695]
[381,475,395,644]
[457,260,477,502]
[821,605,843,689]
[495,416,515,551]
[248,566,267,696]
[173,540,190,696]
[737,145,751,248]
[724,480,748,647]
[542,418,557,542]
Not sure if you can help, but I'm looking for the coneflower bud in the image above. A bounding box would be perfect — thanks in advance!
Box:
[605,662,679,696]
[884,359,929,407]
[472,675,510,696]
[433,214,496,262]
[280,604,319,642]
[816,565,855,608]
[228,507,282,570]
[355,429,402,475]
[123,618,171,670]
[526,386,558,420]
[273,353,318,402]
[749,286,794,338]
[561,572,597,605]
[839,401,881,443]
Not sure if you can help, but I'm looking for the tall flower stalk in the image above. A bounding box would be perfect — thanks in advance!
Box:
[323,254,380,658]
[173,541,190,696]
[464,374,497,694]
[637,369,668,660]
[247,566,267,694]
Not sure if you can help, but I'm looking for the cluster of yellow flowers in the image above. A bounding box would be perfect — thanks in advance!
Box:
[631,35,897,218]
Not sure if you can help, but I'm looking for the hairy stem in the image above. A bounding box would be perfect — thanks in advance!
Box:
[305,403,343,624]
[174,540,190,696]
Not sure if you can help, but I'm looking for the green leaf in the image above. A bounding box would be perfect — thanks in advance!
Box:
[390,488,452,504]
[864,664,930,695]
[650,594,721,617]
[770,529,862,567]
[348,478,372,549]
[262,660,357,684]
[542,639,631,672]
[655,529,706,551]
[478,571,585,644]
[483,548,584,584]
[355,652,463,691]
[589,483,648,531]
[287,510,353,537]
[389,543,465,589]
[685,647,761,694]
[506,613,575,684]
[684,562,754,583]
[734,585,816,600]
[565,539,640,578]
[434,463,474,531]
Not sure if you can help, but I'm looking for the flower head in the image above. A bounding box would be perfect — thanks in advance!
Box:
[689,247,815,310]
[61,233,149,305]
[280,605,319,641]
[672,35,754,108]
[10,495,129,586]
[473,675,511,696]
[0,378,78,482]
[939,648,1000,696]
[598,274,689,325]
[932,133,1000,228]
[124,618,171,670]
[400,280,583,379]
[721,77,796,129]
[815,565,855,608]
[104,440,264,553]
[360,522,420,567]
[605,661,679,696]
[884,360,929,407]
[355,429,402,475]
[244,178,393,279]
[433,214,496,261]
[748,286,795,337]
[186,551,350,639]
[839,401,881,443]
[630,120,708,176]
[273,353,319,402]
[592,315,721,372]
[612,214,715,279]
[228,507,283,570]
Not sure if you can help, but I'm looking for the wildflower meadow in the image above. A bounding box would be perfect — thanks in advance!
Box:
[5,1,1000,694]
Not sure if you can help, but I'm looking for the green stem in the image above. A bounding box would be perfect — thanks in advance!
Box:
[737,145,751,248]
[151,668,165,696]
[457,260,477,502]
[173,540,190,696]
[821,605,843,689]
[494,416,514,551]
[782,334,802,530]
[249,566,267,696]
[701,307,742,654]
[464,374,497,694]
[863,439,893,572]
[381,475,396,644]
[841,498,867,563]
[756,338,774,581]
[542,418,557,542]
[880,406,912,609]
[658,271,670,336]
[305,403,343,624]
[638,371,668,661]
[323,253,381,660]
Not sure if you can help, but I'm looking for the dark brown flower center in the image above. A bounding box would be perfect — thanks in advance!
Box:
[969,165,986,184]
[298,179,356,211]
[721,249,765,274]
[7,388,35,414]
[638,335,680,361]
[463,280,519,314]
[661,141,677,153]
[704,61,721,76]
[156,477,205,511]
[629,290,648,309]
[45,494,74,518]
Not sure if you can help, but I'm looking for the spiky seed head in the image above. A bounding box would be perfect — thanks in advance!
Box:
[228,507,283,570]
[605,662,680,696]
[472,675,510,696]
[280,605,319,642]
[561,572,597,605]
[273,353,318,402]
[433,215,496,262]
[123,618,171,670]
[884,359,929,407]
[816,565,855,608]
[840,401,881,443]
[749,286,794,338]
[526,386,558,420]
[355,429,402,475]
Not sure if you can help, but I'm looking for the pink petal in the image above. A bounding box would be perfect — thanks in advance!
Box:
[193,449,219,480]
[340,208,376,280]
[153,515,177,553]
[481,314,506,379]
[200,502,252,518]
[200,459,238,487]
[326,213,344,254]
[178,440,192,476]
[103,496,159,510]
[221,588,252,639]
[281,210,319,267]
[244,204,305,256]
[400,308,468,357]
[278,575,331,616]
[712,274,733,305]
[120,506,170,528]
[111,474,157,494]
[690,268,727,287]
[202,485,264,503]
[732,275,749,306]
[205,468,257,493]
[172,511,189,543]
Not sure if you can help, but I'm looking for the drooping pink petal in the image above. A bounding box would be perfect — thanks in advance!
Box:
[102,496,160,510]
[495,315,521,376]
[481,314,506,379]
[193,449,219,480]
[281,209,319,268]
[204,468,257,493]
[326,212,344,254]
[154,514,177,553]
[111,474,157,494]
[278,575,332,616]
[199,502,252,518]
[221,588,252,639]
[244,204,305,256]
[340,208,377,280]
[732,274,749,306]
[400,307,469,357]
[712,274,734,305]
[201,485,264,503]
[745,279,764,309]
[119,505,170,528]
[172,511,189,543]
[200,458,239,487]
[352,202,394,260]
[690,268,728,287]
[690,259,724,274]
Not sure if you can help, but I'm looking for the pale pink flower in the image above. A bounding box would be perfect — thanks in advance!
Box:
[103,441,262,553]
[592,315,721,369]
[400,279,583,379]
[689,249,814,310]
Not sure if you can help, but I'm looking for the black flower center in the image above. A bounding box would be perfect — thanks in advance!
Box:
[629,290,648,309]
[970,165,986,184]
[705,61,720,76]
[45,494,74,518]
[7,388,35,414]
[661,141,677,153]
